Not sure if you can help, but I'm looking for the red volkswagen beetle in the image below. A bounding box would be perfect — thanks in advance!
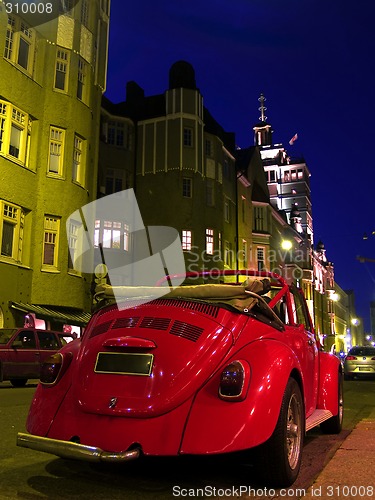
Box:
[17,271,343,486]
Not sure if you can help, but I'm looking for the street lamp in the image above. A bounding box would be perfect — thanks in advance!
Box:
[281,239,293,251]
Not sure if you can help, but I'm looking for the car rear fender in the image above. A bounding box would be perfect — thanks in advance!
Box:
[317,351,342,415]
[180,339,303,455]
[26,340,81,436]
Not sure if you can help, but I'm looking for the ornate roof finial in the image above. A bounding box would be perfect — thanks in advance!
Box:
[258,93,267,122]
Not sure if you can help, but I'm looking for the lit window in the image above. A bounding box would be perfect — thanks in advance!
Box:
[94,220,100,248]
[94,220,131,251]
[48,127,65,176]
[206,229,214,255]
[124,223,130,251]
[54,48,69,91]
[182,230,192,251]
[4,16,35,74]
[43,216,60,268]
[0,201,24,262]
[77,58,87,101]
[72,134,85,185]
[0,100,31,167]
[182,178,192,198]
[67,220,80,271]
[183,127,193,147]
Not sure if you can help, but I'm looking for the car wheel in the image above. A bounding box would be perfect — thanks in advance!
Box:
[10,379,28,387]
[256,378,304,487]
[320,373,343,434]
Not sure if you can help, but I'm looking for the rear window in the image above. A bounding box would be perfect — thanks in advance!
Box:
[348,346,375,356]
[37,331,60,350]
[0,329,17,345]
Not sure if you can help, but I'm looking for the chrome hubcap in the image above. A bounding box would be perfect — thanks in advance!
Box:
[286,394,302,469]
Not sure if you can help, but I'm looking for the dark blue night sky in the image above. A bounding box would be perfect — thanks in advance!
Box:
[106,0,375,330]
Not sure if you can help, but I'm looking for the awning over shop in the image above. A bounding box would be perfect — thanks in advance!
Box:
[10,302,91,327]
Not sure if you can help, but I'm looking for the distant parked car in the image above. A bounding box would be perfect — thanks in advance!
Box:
[0,328,76,387]
[344,346,375,380]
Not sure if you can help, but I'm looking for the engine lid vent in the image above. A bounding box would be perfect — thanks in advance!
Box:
[151,298,219,318]
[112,317,140,329]
[140,317,171,330]
[90,320,113,339]
[169,320,204,342]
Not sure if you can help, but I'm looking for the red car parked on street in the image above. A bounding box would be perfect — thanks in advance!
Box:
[17,271,343,486]
[0,328,76,387]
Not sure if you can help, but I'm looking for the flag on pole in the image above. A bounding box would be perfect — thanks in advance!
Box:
[289,133,298,145]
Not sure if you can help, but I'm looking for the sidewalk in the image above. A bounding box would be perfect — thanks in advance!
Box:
[304,411,375,499]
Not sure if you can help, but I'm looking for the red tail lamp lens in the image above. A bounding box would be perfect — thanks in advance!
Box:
[40,352,72,385]
[219,360,249,401]
[345,356,357,361]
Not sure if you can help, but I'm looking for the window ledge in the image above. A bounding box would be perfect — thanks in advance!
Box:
[0,152,34,171]
[68,270,82,278]
[41,267,61,274]
[3,58,37,82]
[0,258,31,270]
[46,173,66,181]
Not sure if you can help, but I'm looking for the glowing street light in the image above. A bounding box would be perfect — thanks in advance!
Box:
[281,239,293,251]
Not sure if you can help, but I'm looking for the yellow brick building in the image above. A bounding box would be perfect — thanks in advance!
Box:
[0,1,110,329]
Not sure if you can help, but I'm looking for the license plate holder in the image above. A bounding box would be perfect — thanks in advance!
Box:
[95,352,153,376]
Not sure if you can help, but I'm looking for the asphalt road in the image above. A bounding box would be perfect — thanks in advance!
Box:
[0,379,374,499]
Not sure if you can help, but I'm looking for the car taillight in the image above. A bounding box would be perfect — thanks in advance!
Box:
[40,352,72,385]
[345,356,357,360]
[218,360,250,401]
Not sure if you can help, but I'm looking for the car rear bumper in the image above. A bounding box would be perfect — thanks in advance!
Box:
[17,432,141,463]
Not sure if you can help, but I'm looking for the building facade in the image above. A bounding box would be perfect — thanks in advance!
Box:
[0,0,110,329]
[98,61,240,282]
[252,94,361,352]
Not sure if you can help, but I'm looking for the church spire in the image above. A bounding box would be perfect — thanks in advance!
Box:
[258,93,267,122]
[253,93,273,147]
